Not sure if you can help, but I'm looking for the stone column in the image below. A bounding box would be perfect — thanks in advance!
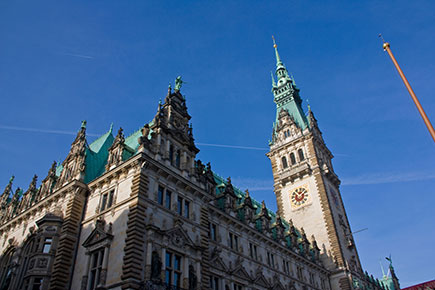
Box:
[183,256,189,289]
[99,246,110,286]
[181,151,187,171]
[196,261,201,289]
[220,277,226,290]
[161,248,166,281]
[81,253,91,290]
[145,242,152,280]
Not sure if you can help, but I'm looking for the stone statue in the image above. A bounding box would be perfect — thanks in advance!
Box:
[188,264,197,290]
[175,76,184,91]
[150,251,162,281]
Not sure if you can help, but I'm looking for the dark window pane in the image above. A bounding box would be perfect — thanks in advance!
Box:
[165,191,172,209]
[282,156,288,168]
[174,255,181,270]
[166,252,172,267]
[174,272,181,286]
[165,270,171,284]
[107,190,114,208]
[177,197,183,215]
[290,153,296,165]
[184,201,190,218]
[158,186,164,205]
[100,193,108,211]
[298,149,305,161]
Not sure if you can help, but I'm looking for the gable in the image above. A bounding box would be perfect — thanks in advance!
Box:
[82,226,113,248]
[165,225,197,249]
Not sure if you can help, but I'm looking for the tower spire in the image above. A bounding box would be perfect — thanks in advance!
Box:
[272,35,283,66]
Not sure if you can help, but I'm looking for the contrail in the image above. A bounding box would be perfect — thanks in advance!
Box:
[59,52,94,59]
[196,143,268,151]
[0,125,268,150]
[0,125,100,137]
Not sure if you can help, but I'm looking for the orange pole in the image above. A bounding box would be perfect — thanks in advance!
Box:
[382,41,435,143]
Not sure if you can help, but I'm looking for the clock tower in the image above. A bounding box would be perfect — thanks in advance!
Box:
[266,39,364,289]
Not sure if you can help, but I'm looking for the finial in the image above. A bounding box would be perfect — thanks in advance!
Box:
[379,34,390,51]
[244,189,250,197]
[9,175,14,184]
[272,35,282,66]
[261,200,266,208]
[81,120,87,129]
[306,99,311,111]
[109,122,114,133]
[271,71,276,86]
[168,84,171,94]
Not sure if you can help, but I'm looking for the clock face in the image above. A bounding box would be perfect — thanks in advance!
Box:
[291,187,309,208]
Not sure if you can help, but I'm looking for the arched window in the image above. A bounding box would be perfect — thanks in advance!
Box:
[298,149,305,161]
[290,153,296,165]
[281,157,288,169]
[17,236,36,289]
[0,247,16,290]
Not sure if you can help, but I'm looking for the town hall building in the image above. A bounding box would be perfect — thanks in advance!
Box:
[0,42,400,290]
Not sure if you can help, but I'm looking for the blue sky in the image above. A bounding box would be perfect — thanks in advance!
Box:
[1,1,434,286]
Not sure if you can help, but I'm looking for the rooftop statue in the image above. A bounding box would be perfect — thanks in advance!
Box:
[175,76,184,91]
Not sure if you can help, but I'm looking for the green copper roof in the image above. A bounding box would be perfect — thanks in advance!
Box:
[124,127,143,151]
[84,128,114,183]
[271,41,309,134]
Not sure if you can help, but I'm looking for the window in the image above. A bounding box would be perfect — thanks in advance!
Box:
[100,190,114,212]
[297,266,303,280]
[177,197,183,215]
[42,238,52,253]
[165,252,182,288]
[88,248,104,290]
[267,252,275,267]
[233,283,243,290]
[298,149,305,161]
[175,150,181,168]
[32,277,43,290]
[229,233,239,251]
[210,276,220,290]
[165,190,172,209]
[281,156,288,169]
[184,200,190,218]
[177,196,190,218]
[309,272,315,284]
[249,243,257,260]
[158,186,164,205]
[290,153,296,165]
[210,223,217,241]
[169,145,174,165]
[282,259,291,274]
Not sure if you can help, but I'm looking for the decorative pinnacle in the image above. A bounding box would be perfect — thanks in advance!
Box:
[81,120,87,129]
[272,35,282,66]
[271,71,276,86]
